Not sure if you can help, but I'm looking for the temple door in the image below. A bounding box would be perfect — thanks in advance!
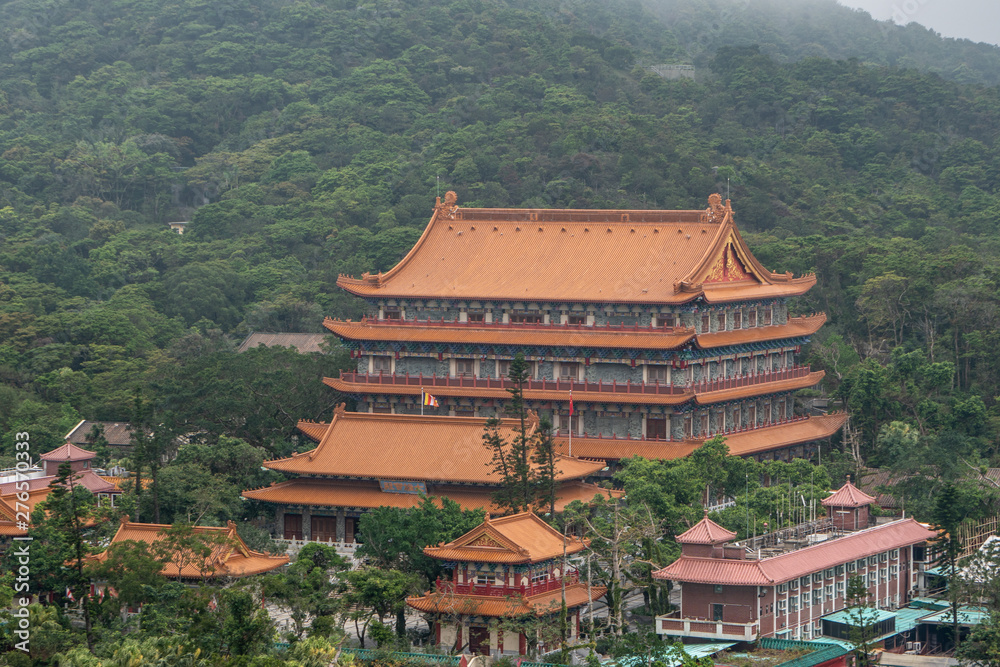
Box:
[647,418,667,441]
[469,626,489,655]
[311,516,336,543]
[283,514,303,540]
[345,517,355,543]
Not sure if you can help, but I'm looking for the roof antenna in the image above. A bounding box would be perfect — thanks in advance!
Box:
[727,177,730,201]
[437,174,440,200]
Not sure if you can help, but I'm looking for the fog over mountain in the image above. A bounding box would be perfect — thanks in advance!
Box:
[838,0,1000,46]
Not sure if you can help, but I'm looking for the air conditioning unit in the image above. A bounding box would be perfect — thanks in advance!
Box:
[906,643,914,651]
[910,643,922,653]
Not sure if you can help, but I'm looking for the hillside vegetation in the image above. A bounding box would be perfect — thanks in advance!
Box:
[0,0,999,514]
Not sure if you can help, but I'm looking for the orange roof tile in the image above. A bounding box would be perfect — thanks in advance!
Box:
[407,582,606,617]
[694,371,825,405]
[325,317,696,350]
[552,414,847,462]
[337,195,815,305]
[296,420,329,442]
[266,410,603,484]
[325,376,694,406]
[89,519,288,579]
[424,512,587,564]
[677,514,738,544]
[695,314,826,349]
[241,478,618,513]
[40,442,96,461]
[654,519,935,586]
[822,479,876,508]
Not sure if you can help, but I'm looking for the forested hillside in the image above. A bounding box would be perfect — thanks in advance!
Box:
[1,0,1000,517]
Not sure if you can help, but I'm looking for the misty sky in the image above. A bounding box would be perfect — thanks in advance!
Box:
[838,0,1000,46]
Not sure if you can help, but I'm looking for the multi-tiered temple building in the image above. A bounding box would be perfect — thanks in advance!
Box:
[326,193,846,462]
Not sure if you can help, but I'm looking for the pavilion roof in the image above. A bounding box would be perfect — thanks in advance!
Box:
[407,582,605,617]
[821,478,876,508]
[337,194,815,305]
[241,478,620,513]
[266,408,604,484]
[324,314,823,352]
[676,514,738,545]
[424,511,587,564]
[39,442,96,462]
[553,413,848,461]
[653,518,935,586]
[89,519,288,579]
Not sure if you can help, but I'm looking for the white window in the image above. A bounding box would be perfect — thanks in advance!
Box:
[836,582,846,596]
[890,549,899,559]
[778,583,788,593]
[789,596,798,612]
[559,362,581,380]
[648,365,669,383]
[813,573,823,584]
[455,358,476,377]
[372,356,392,373]
[869,556,878,567]
[825,568,834,579]
[880,552,888,562]
[847,561,857,572]
[825,585,834,601]
[890,565,899,578]
[790,579,799,590]
[835,565,845,576]
[778,600,787,612]
[475,574,498,585]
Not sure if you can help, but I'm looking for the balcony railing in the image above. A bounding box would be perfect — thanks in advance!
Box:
[339,366,812,398]
[434,571,580,598]
[656,612,760,641]
[340,371,690,395]
[352,315,694,335]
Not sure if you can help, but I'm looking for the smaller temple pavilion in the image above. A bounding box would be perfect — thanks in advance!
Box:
[407,512,605,657]
[242,407,618,546]
[821,477,875,531]
[88,518,289,580]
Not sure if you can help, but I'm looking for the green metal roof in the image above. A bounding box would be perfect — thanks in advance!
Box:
[918,606,989,626]
[821,608,896,626]
[758,638,850,667]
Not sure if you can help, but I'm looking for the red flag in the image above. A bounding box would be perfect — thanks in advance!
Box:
[65,587,75,602]
[568,390,574,416]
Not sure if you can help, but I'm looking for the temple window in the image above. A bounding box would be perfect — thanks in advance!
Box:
[558,362,581,381]
[700,314,710,333]
[510,313,543,324]
[717,312,727,330]
[454,359,476,377]
[383,306,401,320]
[659,313,675,328]
[647,418,668,440]
[475,573,498,586]
[684,416,693,437]
[748,309,757,327]
[733,311,742,328]
[467,313,484,323]
[372,356,392,374]
[568,314,586,325]
[763,306,773,325]
[647,366,669,384]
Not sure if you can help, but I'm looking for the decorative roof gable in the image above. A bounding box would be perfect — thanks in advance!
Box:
[821,478,876,508]
[676,513,738,545]
[424,511,588,564]
[40,442,96,462]
[336,194,815,305]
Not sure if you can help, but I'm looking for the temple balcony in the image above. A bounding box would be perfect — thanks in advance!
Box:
[337,366,812,397]
[656,611,760,642]
[356,315,694,335]
[434,570,581,598]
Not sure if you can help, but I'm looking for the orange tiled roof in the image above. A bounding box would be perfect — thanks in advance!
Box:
[676,515,738,544]
[694,314,826,349]
[40,442,96,461]
[822,479,876,508]
[654,519,935,586]
[553,413,847,461]
[325,317,695,350]
[407,582,605,617]
[241,478,618,513]
[267,410,603,484]
[325,376,694,406]
[694,371,825,405]
[326,316,822,352]
[89,519,288,579]
[296,420,329,442]
[337,195,815,305]
[424,511,587,564]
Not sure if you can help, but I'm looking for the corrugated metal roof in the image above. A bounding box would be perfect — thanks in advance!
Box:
[266,410,604,484]
[654,519,936,585]
[337,198,815,305]
[237,333,330,354]
[64,420,136,446]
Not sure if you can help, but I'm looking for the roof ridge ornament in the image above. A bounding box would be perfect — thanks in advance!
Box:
[705,193,732,224]
[435,191,459,219]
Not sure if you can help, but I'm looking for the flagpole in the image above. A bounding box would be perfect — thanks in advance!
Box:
[568,390,573,458]
[421,389,424,416]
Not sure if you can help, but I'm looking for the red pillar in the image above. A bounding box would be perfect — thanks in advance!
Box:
[519,632,527,655]
[435,621,441,645]
[456,624,463,652]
